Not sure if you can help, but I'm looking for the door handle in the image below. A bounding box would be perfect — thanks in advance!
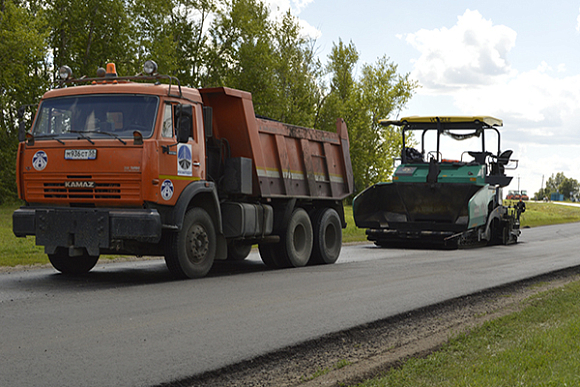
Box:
[193,162,201,167]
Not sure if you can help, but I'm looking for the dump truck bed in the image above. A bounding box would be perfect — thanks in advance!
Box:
[200,87,353,200]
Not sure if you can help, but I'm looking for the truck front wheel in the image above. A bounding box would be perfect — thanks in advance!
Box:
[227,240,252,261]
[165,207,216,279]
[48,248,99,275]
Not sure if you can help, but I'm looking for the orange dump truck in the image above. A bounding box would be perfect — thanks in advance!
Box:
[13,62,354,278]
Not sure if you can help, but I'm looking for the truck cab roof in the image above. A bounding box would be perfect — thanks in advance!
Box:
[41,81,203,105]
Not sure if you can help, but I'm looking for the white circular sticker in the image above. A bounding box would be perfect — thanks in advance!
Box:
[32,151,48,171]
[161,179,174,200]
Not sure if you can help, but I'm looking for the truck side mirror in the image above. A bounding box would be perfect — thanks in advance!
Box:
[18,121,26,142]
[17,105,27,142]
[203,106,213,138]
[174,104,193,143]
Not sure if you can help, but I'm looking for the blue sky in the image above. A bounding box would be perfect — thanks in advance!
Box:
[265,0,580,196]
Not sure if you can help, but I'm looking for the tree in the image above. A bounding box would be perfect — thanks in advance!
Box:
[0,0,49,204]
[269,10,320,127]
[206,0,277,115]
[536,172,580,200]
[129,0,217,86]
[47,0,134,78]
[317,40,418,196]
[315,39,359,133]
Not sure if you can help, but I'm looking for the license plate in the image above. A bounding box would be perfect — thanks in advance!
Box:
[65,149,97,160]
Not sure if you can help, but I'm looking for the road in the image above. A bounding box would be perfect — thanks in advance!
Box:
[1,222,579,387]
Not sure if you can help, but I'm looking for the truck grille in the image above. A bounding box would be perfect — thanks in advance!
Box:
[44,182,122,199]
[23,174,141,203]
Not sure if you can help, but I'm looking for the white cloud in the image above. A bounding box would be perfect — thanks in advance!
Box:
[405,9,517,91]
[265,0,314,14]
[404,10,580,147]
[452,64,580,146]
[403,9,580,193]
[264,0,321,39]
[576,7,580,32]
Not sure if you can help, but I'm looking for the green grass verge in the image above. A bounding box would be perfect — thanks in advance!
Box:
[505,200,580,227]
[353,280,580,387]
[2,201,580,267]
[0,205,46,267]
[343,204,366,243]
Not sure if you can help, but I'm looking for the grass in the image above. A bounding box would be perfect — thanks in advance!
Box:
[352,281,580,387]
[343,204,366,243]
[0,204,46,267]
[1,200,580,267]
[505,200,580,227]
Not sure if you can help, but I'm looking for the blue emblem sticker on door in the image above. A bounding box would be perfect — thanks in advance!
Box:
[32,151,48,171]
[177,144,192,177]
[161,179,174,200]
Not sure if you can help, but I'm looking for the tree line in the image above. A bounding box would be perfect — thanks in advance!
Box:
[535,172,580,201]
[0,0,418,204]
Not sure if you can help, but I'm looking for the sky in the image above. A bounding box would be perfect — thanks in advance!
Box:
[262,0,580,197]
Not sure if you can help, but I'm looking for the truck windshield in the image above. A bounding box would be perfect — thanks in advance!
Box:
[32,94,159,139]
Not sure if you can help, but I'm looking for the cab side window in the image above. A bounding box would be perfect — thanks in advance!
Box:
[161,103,173,138]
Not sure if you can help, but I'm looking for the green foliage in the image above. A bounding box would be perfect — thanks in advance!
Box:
[47,0,135,78]
[270,10,320,127]
[0,0,49,204]
[317,40,419,196]
[535,172,580,201]
[129,0,217,86]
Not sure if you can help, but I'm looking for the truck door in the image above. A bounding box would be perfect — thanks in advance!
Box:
[158,102,205,204]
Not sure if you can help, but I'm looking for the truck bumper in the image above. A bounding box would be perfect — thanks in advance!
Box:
[13,207,162,256]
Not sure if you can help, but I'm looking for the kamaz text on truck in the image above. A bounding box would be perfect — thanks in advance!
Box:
[13,61,354,278]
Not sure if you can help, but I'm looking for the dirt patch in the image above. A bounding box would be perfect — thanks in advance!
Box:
[158,267,580,387]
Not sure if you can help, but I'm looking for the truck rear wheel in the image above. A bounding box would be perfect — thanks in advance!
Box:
[48,248,99,275]
[309,208,342,264]
[282,208,313,267]
[258,208,313,268]
[165,207,216,279]
[258,244,286,268]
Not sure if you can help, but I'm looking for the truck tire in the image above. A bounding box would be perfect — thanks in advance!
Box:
[165,207,216,279]
[48,248,99,275]
[282,208,313,267]
[309,208,342,265]
[258,243,287,268]
[259,208,313,269]
[227,240,252,261]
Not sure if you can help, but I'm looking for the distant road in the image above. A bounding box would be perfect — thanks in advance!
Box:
[1,222,579,387]
[552,201,580,207]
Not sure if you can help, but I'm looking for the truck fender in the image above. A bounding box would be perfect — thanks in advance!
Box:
[168,181,223,234]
